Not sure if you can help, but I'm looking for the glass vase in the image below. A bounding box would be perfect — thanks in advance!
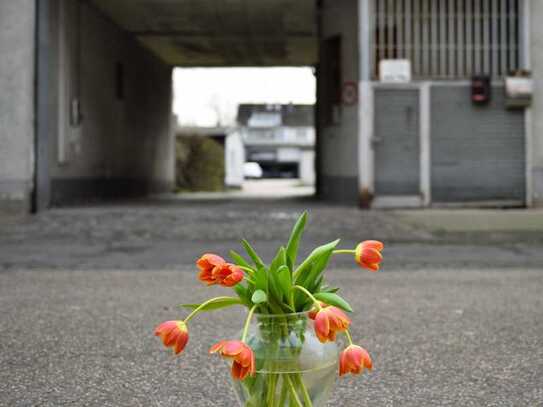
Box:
[231,312,338,407]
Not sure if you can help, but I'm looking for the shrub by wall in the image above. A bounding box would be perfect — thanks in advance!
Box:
[175,136,225,191]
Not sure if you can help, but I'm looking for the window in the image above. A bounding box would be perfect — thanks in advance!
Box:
[373,0,523,79]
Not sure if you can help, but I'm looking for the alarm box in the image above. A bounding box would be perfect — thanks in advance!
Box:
[471,75,491,105]
[505,71,533,109]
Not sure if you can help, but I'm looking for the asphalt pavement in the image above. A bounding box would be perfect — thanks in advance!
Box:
[0,195,542,406]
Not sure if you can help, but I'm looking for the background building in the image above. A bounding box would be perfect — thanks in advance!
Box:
[2,0,543,213]
[238,104,315,185]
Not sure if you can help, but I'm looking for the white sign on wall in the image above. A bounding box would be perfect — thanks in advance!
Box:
[379,59,411,83]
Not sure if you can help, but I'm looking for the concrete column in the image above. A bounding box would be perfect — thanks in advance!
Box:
[225,131,245,188]
[358,0,373,206]
[530,0,543,206]
[0,0,36,214]
[299,149,315,186]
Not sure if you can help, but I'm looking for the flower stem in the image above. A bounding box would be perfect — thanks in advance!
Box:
[333,249,356,255]
[238,265,256,276]
[266,370,277,406]
[293,373,313,407]
[345,329,354,345]
[241,304,259,342]
[183,296,238,323]
[292,285,322,310]
[277,376,288,406]
[285,374,303,407]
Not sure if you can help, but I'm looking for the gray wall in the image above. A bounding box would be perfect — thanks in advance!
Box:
[0,0,36,214]
[49,0,175,204]
[431,85,525,203]
[317,0,359,203]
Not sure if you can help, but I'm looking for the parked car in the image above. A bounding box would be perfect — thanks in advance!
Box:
[243,162,263,179]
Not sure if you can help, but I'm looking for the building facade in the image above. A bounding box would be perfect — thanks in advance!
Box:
[238,104,315,185]
[2,0,543,213]
[318,0,543,208]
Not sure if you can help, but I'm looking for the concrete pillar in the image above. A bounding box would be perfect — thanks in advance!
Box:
[299,149,315,186]
[317,0,360,203]
[529,0,543,206]
[225,131,245,188]
[357,0,373,206]
[0,0,36,214]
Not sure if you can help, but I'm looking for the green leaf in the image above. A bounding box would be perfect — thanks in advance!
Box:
[310,275,324,293]
[234,284,252,307]
[320,285,340,293]
[277,265,292,296]
[180,297,243,312]
[251,289,268,304]
[314,292,353,312]
[295,239,340,284]
[269,247,287,274]
[241,239,265,268]
[268,268,283,302]
[229,250,252,269]
[254,266,268,293]
[267,247,287,303]
[286,212,307,269]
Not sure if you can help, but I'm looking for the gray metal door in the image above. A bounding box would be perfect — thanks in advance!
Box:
[374,88,420,196]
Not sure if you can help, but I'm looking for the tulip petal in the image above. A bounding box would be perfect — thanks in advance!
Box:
[361,248,382,264]
[173,332,189,355]
[231,361,244,379]
[314,310,330,342]
[237,347,253,367]
[197,254,225,270]
[367,263,380,271]
[222,341,244,356]
[361,240,384,251]
[209,340,226,354]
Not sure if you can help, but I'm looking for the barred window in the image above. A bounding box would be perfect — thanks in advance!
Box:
[373,0,523,79]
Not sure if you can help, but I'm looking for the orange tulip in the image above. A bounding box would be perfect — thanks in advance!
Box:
[309,304,351,343]
[339,344,373,376]
[209,340,256,380]
[154,320,189,355]
[355,240,384,271]
[213,263,244,287]
[197,254,226,285]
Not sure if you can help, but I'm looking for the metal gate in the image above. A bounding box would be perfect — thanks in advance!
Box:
[373,87,421,206]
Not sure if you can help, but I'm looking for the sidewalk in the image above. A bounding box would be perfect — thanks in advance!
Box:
[395,208,543,232]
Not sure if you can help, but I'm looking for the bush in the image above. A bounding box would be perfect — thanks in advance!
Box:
[176,136,225,191]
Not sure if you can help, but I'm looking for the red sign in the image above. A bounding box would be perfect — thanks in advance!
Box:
[342,81,358,105]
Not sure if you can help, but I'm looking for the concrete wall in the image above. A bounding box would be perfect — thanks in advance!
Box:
[48,0,174,204]
[0,0,36,214]
[317,0,359,203]
[530,1,543,206]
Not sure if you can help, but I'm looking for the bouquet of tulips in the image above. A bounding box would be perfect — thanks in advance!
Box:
[155,212,384,406]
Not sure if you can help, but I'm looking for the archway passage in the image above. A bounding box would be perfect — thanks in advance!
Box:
[23,0,319,212]
[91,0,317,67]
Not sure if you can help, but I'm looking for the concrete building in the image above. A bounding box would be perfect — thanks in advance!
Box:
[238,104,315,184]
[2,0,543,213]
[318,0,539,208]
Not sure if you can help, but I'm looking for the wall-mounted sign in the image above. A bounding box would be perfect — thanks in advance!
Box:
[342,81,358,105]
[379,59,411,83]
